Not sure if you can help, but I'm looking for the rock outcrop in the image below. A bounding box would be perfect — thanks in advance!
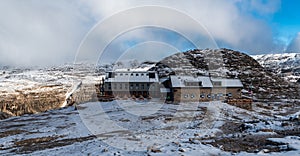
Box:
[0,64,102,118]
[0,85,67,116]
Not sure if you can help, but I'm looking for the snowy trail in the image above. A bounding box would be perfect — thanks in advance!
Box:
[61,81,82,107]
[198,102,221,132]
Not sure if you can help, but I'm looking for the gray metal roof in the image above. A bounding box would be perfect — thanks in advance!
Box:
[114,64,155,72]
[106,72,159,83]
[170,75,213,88]
[210,77,243,87]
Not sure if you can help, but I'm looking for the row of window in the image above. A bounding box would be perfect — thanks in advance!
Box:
[184,81,202,86]
[115,73,149,77]
[183,93,232,99]
[106,83,153,90]
[110,72,156,78]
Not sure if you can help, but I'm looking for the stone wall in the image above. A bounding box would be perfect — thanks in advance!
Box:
[173,88,211,103]
[226,99,253,110]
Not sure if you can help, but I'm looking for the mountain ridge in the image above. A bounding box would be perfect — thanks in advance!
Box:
[252,52,300,83]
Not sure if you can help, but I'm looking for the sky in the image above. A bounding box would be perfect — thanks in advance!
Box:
[0,0,300,67]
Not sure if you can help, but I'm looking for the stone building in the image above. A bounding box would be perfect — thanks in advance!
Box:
[102,66,244,103]
[170,75,213,103]
[210,77,244,100]
[103,66,162,98]
[170,76,244,103]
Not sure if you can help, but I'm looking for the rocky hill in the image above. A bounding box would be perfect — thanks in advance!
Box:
[0,64,103,118]
[252,53,300,82]
[158,49,300,100]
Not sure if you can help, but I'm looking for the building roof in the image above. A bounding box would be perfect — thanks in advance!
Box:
[105,64,159,83]
[106,72,159,83]
[210,77,243,87]
[106,77,148,83]
[114,64,156,72]
[170,75,213,88]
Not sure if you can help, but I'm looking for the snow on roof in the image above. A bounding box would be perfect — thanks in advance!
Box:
[114,64,156,72]
[159,77,169,83]
[106,64,159,82]
[170,75,213,88]
[210,77,243,87]
[160,88,171,93]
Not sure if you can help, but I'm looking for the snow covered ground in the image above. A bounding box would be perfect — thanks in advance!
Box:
[0,100,299,155]
[0,57,300,155]
[0,65,101,95]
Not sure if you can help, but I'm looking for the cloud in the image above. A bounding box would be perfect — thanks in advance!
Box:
[0,0,92,67]
[286,33,300,52]
[97,27,196,64]
[80,0,283,54]
[0,0,285,67]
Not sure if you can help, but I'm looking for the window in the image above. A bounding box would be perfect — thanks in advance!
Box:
[108,84,111,90]
[119,84,122,89]
[218,93,223,97]
[113,84,117,89]
[120,73,123,76]
[228,93,232,97]
[190,94,195,98]
[184,94,188,98]
[108,72,113,78]
[125,84,128,89]
[130,84,133,89]
[184,81,202,87]
[136,73,139,76]
[141,84,144,89]
[125,73,128,76]
[149,73,155,78]
[199,82,202,86]
[136,84,139,89]
[200,94,205,98]
[141,73,144,76]
[207,94,211,98]
[213,81,222,86]
[131,73,133,76]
